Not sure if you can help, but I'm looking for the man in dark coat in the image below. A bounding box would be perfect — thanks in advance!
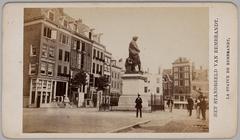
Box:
[135,94,142,118]
[200,97,207,120]
[187,97,194,116]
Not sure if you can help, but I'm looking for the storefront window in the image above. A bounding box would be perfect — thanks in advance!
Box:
[43,80,47,89]
[47,81,52,90]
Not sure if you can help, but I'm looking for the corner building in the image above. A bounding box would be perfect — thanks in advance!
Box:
[24,8,93,108]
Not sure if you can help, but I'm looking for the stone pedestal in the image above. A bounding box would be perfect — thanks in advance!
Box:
[116,74,151,111]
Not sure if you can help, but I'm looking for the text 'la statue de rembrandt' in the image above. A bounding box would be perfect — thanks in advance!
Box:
[125,36,142,74]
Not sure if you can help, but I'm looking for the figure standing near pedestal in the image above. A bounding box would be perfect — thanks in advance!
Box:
[135,94,142,118]
[125,36,142,73]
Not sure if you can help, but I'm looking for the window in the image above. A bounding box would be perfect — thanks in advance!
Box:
[97,51,99,59]
[96,64,99,74]
[180,96,184,101]
[93,49,96,58]
[48,64,54,76]
[29,64,37,75]
[47,92,50,103]
[42,92,46,103]
[100,65,102,75]
[174,67,178,72]
[100,52,103,60]
[57,65,61,75]
[64,51,70,62]
[92,63,95,73]
[175,95,179,100]
[76,41,80,51]
[174,81,178,86]
[43,80,47,89]
[174,73,178,79]
[60,33,69,45]
[47,81,51,90]
[48,11,54,21]
[40,63,47,75]
[180,80,184,86]
[63,20,68,28]
[156,87,160,93]
[184,73,189,78]
[82,42,85,51]
[59,49,62,60]
[64,66,68,74]
[42,44,48,58]
[49,46,54,58]
[193,86,196,90]
[32,79,36,90]
[31,91,35,104]
[180,73,184,79]
[156,78,160,83]
[30,45,37,56]
[81,54,84,69]
[144,87,148,93]
[179,67,184,71]
[77,53,81,69]
[37,80,42,89]
[184,66,189,71]
[73,40,77,50]
[43,27,56,39]
[185,80,189,86]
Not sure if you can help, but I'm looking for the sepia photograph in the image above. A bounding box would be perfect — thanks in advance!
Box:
[22,7,209,133]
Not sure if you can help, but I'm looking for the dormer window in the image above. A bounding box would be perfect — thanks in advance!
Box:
[48,11,54,21]
[63,20,68,28]
[74,24,78,32]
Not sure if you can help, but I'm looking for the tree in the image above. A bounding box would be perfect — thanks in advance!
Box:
[95,76,109,90]
[71,70,87,88]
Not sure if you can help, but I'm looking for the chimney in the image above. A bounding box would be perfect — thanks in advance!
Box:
[89,28,95,40]
[89,31,92,40]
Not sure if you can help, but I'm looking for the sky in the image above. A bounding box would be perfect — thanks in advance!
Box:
[64,7,209,73]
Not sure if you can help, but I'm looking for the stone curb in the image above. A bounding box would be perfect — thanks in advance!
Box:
[108,120,151,133]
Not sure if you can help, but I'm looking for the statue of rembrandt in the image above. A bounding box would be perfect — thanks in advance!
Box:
[125,36,142,73]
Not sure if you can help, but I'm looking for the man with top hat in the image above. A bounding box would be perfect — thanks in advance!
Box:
[135,93,143,118]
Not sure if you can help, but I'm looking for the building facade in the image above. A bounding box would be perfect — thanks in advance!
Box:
[162,69,173,100]
[24,8,72,108]
[110,60,122,106]
[172,57,192,109]
[24,8,112,108]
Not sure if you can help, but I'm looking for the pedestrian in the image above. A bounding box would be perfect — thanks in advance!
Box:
[167,97,174,112]
[196,88,204,119]
[200,97,207,120]
[135,94,142,118]
[196,98,201,119]
[187,96,194,116]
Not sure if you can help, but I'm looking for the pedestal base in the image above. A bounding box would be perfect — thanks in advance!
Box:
[116,94,151,111]
[116,73,150,111]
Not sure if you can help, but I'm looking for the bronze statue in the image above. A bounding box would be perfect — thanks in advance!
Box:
[125,36,142,73]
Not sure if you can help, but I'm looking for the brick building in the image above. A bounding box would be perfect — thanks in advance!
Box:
[110,60,122,106]
[172,57,192,109]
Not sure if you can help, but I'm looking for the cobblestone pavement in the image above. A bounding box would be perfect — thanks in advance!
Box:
[23,108,208,133]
